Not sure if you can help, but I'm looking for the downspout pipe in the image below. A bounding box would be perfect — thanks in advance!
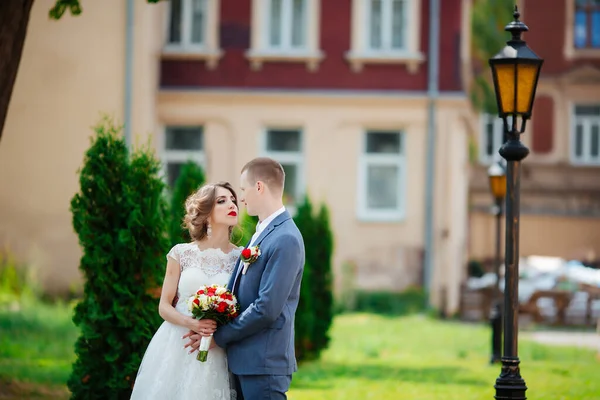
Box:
[124,0,134,148]
[423,0,440,309]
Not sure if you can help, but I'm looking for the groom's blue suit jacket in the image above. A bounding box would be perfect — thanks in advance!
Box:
[213,210,305,376]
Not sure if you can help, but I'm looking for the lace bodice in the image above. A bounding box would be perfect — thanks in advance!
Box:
[167,243,242,315]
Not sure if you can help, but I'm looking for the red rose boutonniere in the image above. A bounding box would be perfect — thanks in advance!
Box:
[241,245,260,275]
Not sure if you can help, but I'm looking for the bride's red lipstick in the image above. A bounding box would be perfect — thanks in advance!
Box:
[228,211,237,216]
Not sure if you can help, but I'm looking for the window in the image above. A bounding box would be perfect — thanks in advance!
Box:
[479,114,506,164]
[262,128,304,207]
[346,0,423,72]
[358,131,405,221]
[167,0,208,49]
[574,0,600,49]
[163,0,222,68]
[246,0,323,71]
[162,126,205,186]
[367,0,407,52]
[267,0,307,51]
[571,105,600,165]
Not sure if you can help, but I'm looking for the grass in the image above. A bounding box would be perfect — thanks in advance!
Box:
[288,314,600,400]
[0,299,76,399]
[0,301,598,400]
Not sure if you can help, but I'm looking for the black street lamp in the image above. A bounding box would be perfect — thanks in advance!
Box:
[488,6,543,400]
[487,160,506,365]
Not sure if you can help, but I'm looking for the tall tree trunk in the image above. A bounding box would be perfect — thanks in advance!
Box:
[0,0,35,144]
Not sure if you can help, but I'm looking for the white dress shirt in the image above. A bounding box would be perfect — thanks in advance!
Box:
[248,206,286,247]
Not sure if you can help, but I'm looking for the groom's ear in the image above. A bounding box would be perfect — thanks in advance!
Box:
[256,180,264,193]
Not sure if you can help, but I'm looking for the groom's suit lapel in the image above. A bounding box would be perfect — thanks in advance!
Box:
[253,210,291,248]
[228,238,250,291]
[232,211,292,293]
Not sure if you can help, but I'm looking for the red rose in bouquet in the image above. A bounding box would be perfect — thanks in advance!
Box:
[188,284,240,361]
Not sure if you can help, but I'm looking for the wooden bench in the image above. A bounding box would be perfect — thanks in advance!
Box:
[519,289,573,325]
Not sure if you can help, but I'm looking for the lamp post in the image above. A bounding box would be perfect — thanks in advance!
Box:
[488,6,543,400]
[488,160,506,365]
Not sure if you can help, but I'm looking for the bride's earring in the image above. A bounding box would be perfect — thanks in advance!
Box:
[206,222,212,237]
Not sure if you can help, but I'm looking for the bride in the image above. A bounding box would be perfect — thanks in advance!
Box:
[131,182,243,400]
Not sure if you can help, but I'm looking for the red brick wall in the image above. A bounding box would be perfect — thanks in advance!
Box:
[160,0,464,92]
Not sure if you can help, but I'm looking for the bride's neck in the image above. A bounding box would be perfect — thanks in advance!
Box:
[197,225,230,249]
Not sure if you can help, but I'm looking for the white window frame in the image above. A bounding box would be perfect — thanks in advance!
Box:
[365,0,407,53]
[479,114,505,165]
[357,130,406,221]
[346,0,424,73]
[570,104,600,166]
[162,0,223,69]
[264,0,308,52]
[160,126,206,186]
[246,0,324,71]
[260,128,305,210]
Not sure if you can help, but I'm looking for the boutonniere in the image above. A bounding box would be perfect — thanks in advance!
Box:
[241,245,261,275]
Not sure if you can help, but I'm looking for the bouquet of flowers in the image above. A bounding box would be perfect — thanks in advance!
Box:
[188,284,240,361]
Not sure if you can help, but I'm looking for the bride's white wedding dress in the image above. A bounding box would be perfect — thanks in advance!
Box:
[131,243,242,400]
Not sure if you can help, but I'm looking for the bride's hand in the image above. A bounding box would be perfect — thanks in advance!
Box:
[182,330,219,354]
[188,318,217,336]
[182,331,201,353]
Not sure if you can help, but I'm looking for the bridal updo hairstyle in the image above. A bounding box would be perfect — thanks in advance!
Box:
[183,182,238,241]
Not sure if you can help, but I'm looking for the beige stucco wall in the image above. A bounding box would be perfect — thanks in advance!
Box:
[158,92,428,292]
[1,1,471,314]
[430,110,471,313]
[0,0,163,292]
[470,212,600,262]
[158,91,471,313]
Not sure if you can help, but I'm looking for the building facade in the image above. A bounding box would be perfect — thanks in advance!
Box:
[1,0,473,313]
[469,0,600,266]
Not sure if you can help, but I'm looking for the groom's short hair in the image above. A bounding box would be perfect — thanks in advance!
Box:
[242,157,285,193]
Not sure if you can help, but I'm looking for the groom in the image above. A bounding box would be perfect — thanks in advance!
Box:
[188,157,305,399]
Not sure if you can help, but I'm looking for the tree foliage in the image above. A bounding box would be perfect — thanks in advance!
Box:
[293,196,334,361]
[292,198,317,361]
[470,0,516,114]
[49,0,161,20]
[311,204,334,353]
[68,118,169,399]
[169,161,205,247]
[235,211,259,247]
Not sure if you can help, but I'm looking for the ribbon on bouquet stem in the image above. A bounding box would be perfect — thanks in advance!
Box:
[197,334,213,362]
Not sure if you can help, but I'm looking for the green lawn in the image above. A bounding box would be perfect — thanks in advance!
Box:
[0,299,76,399]
[1,301,598,399]
[288,314,599,400]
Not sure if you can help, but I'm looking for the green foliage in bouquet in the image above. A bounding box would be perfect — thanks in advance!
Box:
[169,161,205,247]
[68,118,169,399]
